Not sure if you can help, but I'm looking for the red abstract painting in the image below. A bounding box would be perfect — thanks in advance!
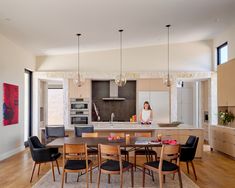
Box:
[3,83,19,126]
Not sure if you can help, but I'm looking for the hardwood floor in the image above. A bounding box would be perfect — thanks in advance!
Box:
[0,146,235,188]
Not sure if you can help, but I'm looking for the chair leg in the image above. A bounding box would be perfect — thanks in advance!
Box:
[127,152,130,162]
[51,161,55,181]
[163,175,166,183]
[142,167,146,187]
[37,163,41,176]
[108,174,111,184]
[134,153,137,171]
[90,165,92,183]
[155,153,157,161]
[178,170,183,188]
[61,170,65,188]
[86,169,89,188]
[30,162,37,183]
[190,161,197,180]
[65,172,68,183]
[131,166,134,187]
[186,162,189,174]
[97,169,101,188]
[159,173,163,188]
[56,160,60,174]
[120,172,123,188]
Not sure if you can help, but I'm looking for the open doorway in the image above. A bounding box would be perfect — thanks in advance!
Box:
[47,81,64,126]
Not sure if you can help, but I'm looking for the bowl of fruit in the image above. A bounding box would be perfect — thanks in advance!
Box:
[107,136,124,142]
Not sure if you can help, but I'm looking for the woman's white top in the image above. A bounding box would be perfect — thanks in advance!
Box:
[141,109,152,122]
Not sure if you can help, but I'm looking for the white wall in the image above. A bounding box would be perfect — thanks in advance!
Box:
[213,24,235,70]
[36,40,212,72]
[0,33,35,160]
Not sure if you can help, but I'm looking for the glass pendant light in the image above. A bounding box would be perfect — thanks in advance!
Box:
[164,24,172,87]
[115,29,127,87]
[73,33,85,87]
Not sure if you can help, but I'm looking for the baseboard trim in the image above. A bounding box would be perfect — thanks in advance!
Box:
[0,146,25,161]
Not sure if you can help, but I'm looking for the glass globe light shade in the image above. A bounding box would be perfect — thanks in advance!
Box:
[73,73,85,87]
[115,74,127,87]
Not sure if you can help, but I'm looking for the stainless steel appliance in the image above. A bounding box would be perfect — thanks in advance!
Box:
[70,98,90,125]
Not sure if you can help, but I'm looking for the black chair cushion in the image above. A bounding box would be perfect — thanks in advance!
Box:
[87,148,98,155]
[101,160,131,171]
[51,152,61,160]
[135,149,157,155]
[46,126,65,137]
[145,160,178,171]
[121,149,129,155]
[65,160,92,170]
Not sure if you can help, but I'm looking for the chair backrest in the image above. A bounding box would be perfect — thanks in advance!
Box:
[98,144,122,170]
[63,143,88,162]
[110,132,125,137]
[159,144,180,171]
[134,132,151,137]
[28,136,45,162]
[185,135,197,147]
[46,126,65,138]
[74,125,94,137]
[82,132,98,137]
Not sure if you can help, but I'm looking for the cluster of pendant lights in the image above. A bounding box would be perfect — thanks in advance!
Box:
[74,25,172,88]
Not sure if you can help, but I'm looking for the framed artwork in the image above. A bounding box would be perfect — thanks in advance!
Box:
[3,83,19,126]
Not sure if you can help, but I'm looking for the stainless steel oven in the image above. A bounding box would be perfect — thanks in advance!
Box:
[71,101,89,110]
[70,115,88,125]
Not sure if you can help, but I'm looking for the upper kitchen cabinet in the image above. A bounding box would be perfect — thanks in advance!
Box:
[68,79,91,99]
[218,59,235,106]
[137,78,168,91]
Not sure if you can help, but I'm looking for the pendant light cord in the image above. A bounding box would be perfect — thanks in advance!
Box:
[119,29,123,76]
[166,25,170,79]
[77,33,81,78]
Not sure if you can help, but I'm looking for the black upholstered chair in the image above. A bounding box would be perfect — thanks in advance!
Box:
[45,126,67,143]
[74,125,94,137]
[28,136,61,182]
[180,135,199,180]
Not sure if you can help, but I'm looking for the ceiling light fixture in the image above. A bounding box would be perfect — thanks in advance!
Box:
[115,29,127,87]
[73,33,85,87]
[164,24,172,87]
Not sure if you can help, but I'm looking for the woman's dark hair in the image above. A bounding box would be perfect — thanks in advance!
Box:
[143,101,151,110]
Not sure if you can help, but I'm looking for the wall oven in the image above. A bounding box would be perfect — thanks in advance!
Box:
[70,98,89,125]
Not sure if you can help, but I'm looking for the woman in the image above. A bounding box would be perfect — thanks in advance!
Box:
[140,101,153,124]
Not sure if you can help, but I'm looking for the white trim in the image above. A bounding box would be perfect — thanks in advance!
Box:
[0,146,25,161]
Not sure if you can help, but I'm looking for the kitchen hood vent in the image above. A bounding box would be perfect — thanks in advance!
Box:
[102,80,125,101]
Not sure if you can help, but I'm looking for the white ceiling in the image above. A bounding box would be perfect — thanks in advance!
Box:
[0,0,235,55]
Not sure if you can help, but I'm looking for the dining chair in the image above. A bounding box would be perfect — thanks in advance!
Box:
[134,132,157,170]
[45,126,67,144]
[110,132,129,162]
[97,144,134,188]
[74,125,94,137]
[180,135,199,180]
[28,136,61,183]
[143,144,182,188]
[61,143,93,188]
[82,132,99,156]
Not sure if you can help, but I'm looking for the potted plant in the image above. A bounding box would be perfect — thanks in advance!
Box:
[218,110,235,126]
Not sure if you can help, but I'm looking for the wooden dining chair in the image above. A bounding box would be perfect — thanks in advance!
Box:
[110,132,129,162]
[97,144,134,188]
[61,143,93,188]
[82,132,99,156]
[134,132,157,170]
[143,144,182,188]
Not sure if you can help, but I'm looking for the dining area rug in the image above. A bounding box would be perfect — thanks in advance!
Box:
[33,168,199,188]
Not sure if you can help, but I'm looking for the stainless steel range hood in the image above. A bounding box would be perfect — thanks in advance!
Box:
[102,80,126,101]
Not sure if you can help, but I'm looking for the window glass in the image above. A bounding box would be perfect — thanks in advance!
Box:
[217,42,228,65]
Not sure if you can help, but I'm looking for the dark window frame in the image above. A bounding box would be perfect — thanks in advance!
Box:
[217,42,228,65]
[25,69,33,137]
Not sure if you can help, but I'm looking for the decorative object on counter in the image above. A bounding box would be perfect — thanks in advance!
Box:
[115,29,127,87]
[163,24,172,87]
[218,110,235,126]
[73,33,85,87]
[157,133,162,141]
[130,115,136,122]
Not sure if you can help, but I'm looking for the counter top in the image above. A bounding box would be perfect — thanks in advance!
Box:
[40,123,202,131]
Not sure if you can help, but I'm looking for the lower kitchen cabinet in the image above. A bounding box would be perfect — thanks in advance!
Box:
[211,125,235,157]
